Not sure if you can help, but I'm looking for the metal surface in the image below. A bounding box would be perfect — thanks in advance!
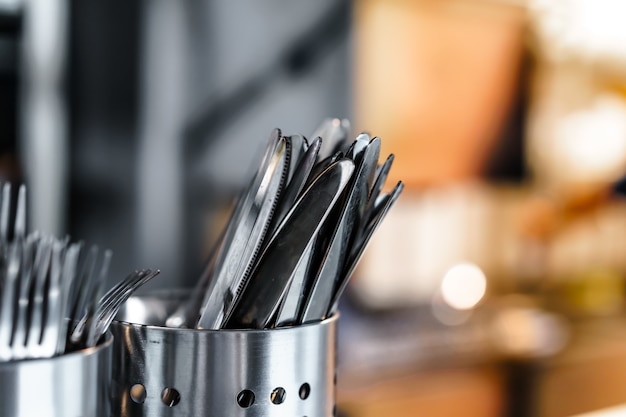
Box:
[72,269,160,348]
[267,136,323,326]
[267,136,322,238]
[329,180,404,314]
[285,134,308,184]
[197,131,289,330]
[274,240,314,327]
[0,182,149,358]
[223,159,354,329]
[112,292,337,417]
[93,269,160,340]
[0,333,112,417]
[311,117,351,160]
[301,136,380,324]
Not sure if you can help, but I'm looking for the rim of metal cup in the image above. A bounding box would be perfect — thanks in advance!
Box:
[111,290,337,417]
[0,331,113,365]
[0,332,113,417]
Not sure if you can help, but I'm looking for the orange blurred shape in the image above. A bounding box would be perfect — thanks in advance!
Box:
[354,0,526,188]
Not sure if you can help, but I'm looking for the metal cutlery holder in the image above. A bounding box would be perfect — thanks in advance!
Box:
[0,333,113,417]
[110,292,337,417]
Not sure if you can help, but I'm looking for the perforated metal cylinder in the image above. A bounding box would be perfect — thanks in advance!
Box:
[0,333,113,417]
[111,292,337,417]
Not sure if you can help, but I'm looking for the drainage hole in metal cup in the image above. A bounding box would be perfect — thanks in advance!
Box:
[237,389,256,408]
[270,387,286,404]
[130,384,147,404]
[161,388,181,407]
[299,383,311,400]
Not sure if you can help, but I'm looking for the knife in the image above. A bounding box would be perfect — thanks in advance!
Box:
[222,158,355,329]
[196,135,289,329]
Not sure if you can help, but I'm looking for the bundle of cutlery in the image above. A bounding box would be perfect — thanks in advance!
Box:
[0,183,159,360]
[167,118,403,330]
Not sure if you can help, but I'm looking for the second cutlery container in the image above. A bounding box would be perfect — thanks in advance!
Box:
[0,333,113,417]
[110,291,337,417]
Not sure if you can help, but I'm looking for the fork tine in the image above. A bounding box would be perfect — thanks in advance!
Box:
[11,235,38,360]
[67,244,96,335]
[66,246,100,348]
[0,183,10,243]
[26,237,52,357]
[14,185,26,241]
[83,250,112,348]
[87,270,147,344]
[96,269,146,315]
[68,270,103,349]
[107,270,160,320]
[40,240,65,357]
[0,242,21,361]
[56,243,80,354]
[93,269,160,345]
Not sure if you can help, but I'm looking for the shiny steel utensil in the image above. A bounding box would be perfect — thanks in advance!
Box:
[11,235,40,360]
[90,269,160,346]
[368,154,394,204]
[0,192,34,361]
[48,240,68,355]
[24,236,54,358]
[303,150,344,194]
[0,182,157,361]
[66,245,98,340]
[68,249,113,348]
[168,121,403,331]
[347,132,371,162]
[197,134,289,329]
[311,117,351,160]
[56,242,80,354]
[0,242,22,360]
[273,239,315,327]
[300,136,380,324]
[0,184,26,243]
[266,136,322,238]
[222,159,354,329]
[285,134,308,183]
[328,181,404,315]
[0,184,11,242]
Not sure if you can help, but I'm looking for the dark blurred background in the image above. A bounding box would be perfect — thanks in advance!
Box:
[3,0,626,416]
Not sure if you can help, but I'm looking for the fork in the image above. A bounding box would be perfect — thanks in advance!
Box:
[0,184,28,360]
[0,183,160,359]
[0,240,23,360]
[70,269,161,347]
[24,236,56,359]
[91,268,159,345]
[65,246,110,350]
[6,232,39,361]
[0,183,25,244]
[69,268,160,348]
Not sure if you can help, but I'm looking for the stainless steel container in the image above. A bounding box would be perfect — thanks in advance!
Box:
[111,291,337,417]
[0,333,113,417]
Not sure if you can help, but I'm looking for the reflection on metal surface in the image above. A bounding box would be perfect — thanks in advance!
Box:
[0,333,112,417]
[112,292,337,417]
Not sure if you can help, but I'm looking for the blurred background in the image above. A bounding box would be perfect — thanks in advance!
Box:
[2,0,626,415]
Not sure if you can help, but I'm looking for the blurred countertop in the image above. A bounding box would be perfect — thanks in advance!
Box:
[336,299,626,417]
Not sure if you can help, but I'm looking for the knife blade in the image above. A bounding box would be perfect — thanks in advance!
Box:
[222,158,355,329]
